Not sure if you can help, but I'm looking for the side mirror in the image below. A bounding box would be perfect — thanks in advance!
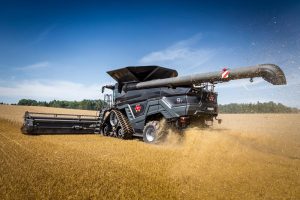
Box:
[102,85,115,93]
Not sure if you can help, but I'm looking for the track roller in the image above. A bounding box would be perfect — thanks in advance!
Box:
[101,109,134,140]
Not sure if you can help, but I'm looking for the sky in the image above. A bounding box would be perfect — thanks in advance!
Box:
[0,0,300,107]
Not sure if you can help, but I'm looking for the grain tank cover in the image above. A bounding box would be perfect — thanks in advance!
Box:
[107,66,178,83]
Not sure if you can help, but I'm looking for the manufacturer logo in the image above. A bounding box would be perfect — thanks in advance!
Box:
[135,104,142,112]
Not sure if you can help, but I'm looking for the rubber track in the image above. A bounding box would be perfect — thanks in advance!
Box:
[110,109,134,139]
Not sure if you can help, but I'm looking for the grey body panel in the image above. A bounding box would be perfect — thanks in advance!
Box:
[115,87,218,135]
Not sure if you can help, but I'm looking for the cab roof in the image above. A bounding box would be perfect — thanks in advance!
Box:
[107,65,178,83]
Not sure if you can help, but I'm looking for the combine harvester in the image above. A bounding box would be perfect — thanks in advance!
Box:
[22,64,286,143]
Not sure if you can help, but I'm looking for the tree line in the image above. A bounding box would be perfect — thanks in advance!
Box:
[219,101,299,113]
[5,99,299,113]
[17,99,106,110]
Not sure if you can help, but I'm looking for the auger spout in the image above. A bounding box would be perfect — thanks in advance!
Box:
[123,64,286,91]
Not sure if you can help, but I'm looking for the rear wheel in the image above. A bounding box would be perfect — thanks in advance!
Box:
[143,120,167,144]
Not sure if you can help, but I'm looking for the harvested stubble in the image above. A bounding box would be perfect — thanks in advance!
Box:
[0,105,299,199]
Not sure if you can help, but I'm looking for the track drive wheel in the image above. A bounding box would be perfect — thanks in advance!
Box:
[143,120,167,144]
[116,127,125,139]
[111,110,134,140]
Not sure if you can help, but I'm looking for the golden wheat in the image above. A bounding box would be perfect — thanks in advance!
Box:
[0,105,98,123]
[0,105,299,199]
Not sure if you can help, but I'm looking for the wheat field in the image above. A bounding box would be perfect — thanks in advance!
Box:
[0,105,299,199]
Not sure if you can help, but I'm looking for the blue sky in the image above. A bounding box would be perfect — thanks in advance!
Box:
[0,0,300,107]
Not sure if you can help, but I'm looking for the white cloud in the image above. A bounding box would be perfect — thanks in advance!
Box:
[15,61,50,71]
[0,80,106,101]
[139,34,216,70]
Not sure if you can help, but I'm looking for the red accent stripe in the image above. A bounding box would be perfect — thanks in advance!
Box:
[222,71,229,78]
